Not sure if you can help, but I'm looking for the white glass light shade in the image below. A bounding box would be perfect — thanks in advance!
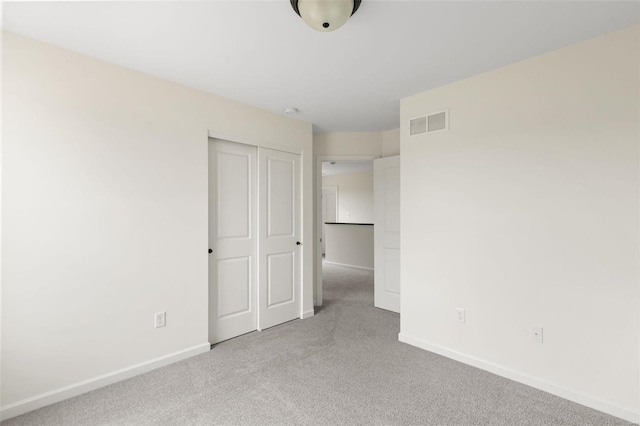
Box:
[297,0,354,32]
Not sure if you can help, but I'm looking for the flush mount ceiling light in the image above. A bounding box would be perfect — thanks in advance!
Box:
[290,0,362,32]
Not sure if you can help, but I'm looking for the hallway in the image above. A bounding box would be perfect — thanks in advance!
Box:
[3,264,627,425]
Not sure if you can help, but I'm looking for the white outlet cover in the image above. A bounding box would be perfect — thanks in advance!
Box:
[155,311,166,328]
[456,308,465,323]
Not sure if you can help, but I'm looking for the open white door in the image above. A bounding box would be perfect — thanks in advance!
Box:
[374,155,400,313]
[321,186,338,255]
[208,139,257,344]
[258,148,301,330]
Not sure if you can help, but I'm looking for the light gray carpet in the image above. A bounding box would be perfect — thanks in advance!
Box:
[2,263,633,425]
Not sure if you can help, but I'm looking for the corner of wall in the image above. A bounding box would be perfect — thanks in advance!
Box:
[382,128,400,157]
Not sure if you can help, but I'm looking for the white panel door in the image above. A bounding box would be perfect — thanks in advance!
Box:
[321,186,338,255]
[209,139,257,344]
[374,155,401,313]
[258,148,301,330]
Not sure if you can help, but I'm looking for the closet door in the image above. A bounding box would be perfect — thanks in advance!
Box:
[258,148,301,330]
[208,139,257,344]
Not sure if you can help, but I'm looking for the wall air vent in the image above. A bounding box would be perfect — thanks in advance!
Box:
[428,111,448,132]
[409,116,427,136]
[410,110,449,136]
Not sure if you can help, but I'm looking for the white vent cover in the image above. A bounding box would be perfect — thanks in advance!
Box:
[409,116,426,136]
[410,110,449,136]
[428,111,447,132]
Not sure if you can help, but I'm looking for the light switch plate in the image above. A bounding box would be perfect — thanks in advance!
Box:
[531,326,543,343]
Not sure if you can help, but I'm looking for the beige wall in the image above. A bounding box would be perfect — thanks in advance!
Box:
[314,132,382,157]
[322,170,374,224]
[400,25,639,421]
[382,128,400,157]
[1,32,314,417]
[325,224,374,269]
[313,129,399,158]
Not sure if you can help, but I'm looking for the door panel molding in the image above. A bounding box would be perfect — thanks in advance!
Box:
[216,256,252,319]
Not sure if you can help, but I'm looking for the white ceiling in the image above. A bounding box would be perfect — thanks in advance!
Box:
[4,1,638,132]
[322,160,372,176]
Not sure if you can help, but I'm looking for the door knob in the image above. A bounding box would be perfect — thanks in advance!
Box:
[208,249,213,254]
[296,241,301,246]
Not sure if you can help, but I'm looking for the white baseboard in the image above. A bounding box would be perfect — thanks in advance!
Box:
[0,343,211,421]
[301,309,315,319]
[398,333,638,424]
[323,260,374,271]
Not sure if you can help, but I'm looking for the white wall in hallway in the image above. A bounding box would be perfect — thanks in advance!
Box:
[2,32,313,419]
[382,128,400,157]
[314,132,382,157]
[325,224,374,270]
[313,131,383,305]
[399,25,639,421]
[322,170,374,224]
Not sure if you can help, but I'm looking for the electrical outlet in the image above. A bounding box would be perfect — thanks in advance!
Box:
[155,311,166,328]
[456,308,465,323]
[531,326,543,343]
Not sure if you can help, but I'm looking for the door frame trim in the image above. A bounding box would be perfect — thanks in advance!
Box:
[315,155,379,306]
[321,185,339,255]
[208,131,302,155]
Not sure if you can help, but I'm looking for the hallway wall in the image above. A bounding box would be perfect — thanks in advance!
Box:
[322,170,374,224]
